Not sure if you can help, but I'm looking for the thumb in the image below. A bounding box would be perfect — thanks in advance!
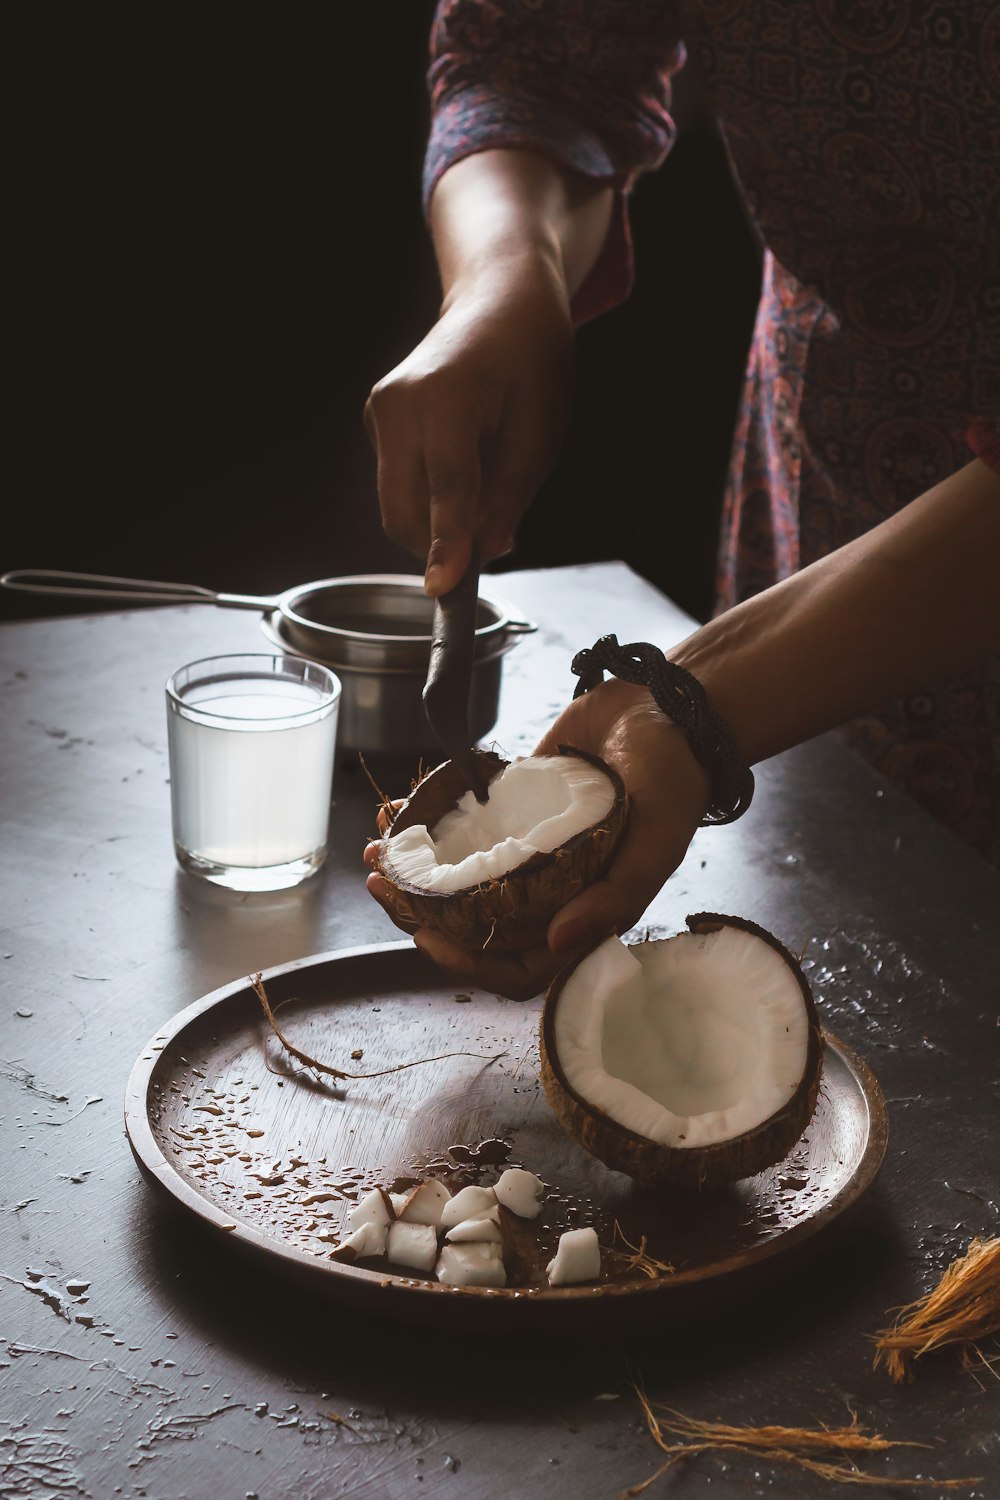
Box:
[546,875,625,956]
[546,818,692,955]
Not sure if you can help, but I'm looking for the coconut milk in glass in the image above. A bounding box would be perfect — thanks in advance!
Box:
[166,654,341,890]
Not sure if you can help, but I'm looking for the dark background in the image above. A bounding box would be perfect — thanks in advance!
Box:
[7,3,760,626]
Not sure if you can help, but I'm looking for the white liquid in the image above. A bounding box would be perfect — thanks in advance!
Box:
[168,680,337,869]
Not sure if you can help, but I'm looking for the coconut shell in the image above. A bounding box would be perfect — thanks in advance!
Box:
[373,746,628,955]
[539,913,825,1191]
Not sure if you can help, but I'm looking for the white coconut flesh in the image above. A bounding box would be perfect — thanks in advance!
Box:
[384,755,616,892]
[437,1242,507,1288]
[554,930,811,1150]
[546,1227,601,1287]
[386,1220,438,1272]
[439,1184,498,1229]
[444,1214,503,1244]
[328,1167,598,1287]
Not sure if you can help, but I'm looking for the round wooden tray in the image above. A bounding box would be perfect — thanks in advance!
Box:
[125,941,889,1332]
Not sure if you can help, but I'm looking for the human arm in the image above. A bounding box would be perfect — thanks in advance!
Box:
[366,455,1000,998]
[365,149,613,596]
[670,456,1000,765]
[364,0,684,596]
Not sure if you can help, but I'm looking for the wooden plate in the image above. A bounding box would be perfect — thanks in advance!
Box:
[125,942,888,1332]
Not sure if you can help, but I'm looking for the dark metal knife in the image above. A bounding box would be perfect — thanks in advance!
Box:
[422,550,490,802]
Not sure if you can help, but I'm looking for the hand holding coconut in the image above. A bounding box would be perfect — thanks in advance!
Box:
[368,454,1000,995]
[365,676,711,1000]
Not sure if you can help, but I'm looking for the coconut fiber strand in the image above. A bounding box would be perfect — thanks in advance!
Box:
[619,1388,981,1495]
[874,1234,1000,1383]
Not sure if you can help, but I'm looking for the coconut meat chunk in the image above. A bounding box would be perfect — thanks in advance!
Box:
[384,755,616,893]
[346,1186,393,1234]
[332,1220,388,1261]
[437,1242,507,1288]
[554,931,811,1150]
[386,1220,439,1272]
[546,1227,601,1286]
[439,1184,498,1230]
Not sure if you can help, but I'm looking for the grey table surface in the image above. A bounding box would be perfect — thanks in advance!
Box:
[0,560,997,1500]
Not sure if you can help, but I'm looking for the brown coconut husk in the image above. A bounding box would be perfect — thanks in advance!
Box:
[540,914,824,1190]
[359,751,431,836]
[373,745,628,954]
[618,1383,980,1496]
[250,974,501,1082]
[874,1235,1000,1384]
[603,1221,676,1280]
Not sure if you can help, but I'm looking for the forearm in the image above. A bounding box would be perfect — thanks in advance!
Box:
[671,459,1000,765]
[429,148,614,307]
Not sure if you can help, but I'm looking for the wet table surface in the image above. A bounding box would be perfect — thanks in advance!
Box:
[1,561,997,1500]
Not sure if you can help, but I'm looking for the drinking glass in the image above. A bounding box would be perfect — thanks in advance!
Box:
[166,653,341,891]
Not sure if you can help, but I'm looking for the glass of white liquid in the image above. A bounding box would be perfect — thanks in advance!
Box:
[166,654,341,891]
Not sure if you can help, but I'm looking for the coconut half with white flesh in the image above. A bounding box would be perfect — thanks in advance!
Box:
[373,746,627,953]
[540,914,824,1190]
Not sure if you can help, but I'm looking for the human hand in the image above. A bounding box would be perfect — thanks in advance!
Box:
[363,257,573,597]
[364,679,712,1000]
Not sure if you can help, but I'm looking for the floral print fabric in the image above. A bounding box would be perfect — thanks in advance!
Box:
[424,0,1000,863]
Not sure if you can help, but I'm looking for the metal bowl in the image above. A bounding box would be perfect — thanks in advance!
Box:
[258,574,535,755]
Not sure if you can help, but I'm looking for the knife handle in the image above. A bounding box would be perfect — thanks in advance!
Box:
[423,553,490,803]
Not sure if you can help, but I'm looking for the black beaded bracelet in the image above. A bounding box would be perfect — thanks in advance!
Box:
[571,634,755,826]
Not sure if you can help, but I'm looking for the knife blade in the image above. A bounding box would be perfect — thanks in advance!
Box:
[422,551,490,803]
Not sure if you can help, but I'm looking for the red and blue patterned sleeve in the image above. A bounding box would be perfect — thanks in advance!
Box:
[423,0,686,324]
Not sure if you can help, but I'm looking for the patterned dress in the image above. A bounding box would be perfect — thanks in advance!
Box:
[424,0,1000,864]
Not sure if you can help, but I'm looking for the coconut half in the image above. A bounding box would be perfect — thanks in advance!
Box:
[373,746,627,953]
[540,914,824,1190]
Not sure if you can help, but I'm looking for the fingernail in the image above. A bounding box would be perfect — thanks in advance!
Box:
[424,563,445,595]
